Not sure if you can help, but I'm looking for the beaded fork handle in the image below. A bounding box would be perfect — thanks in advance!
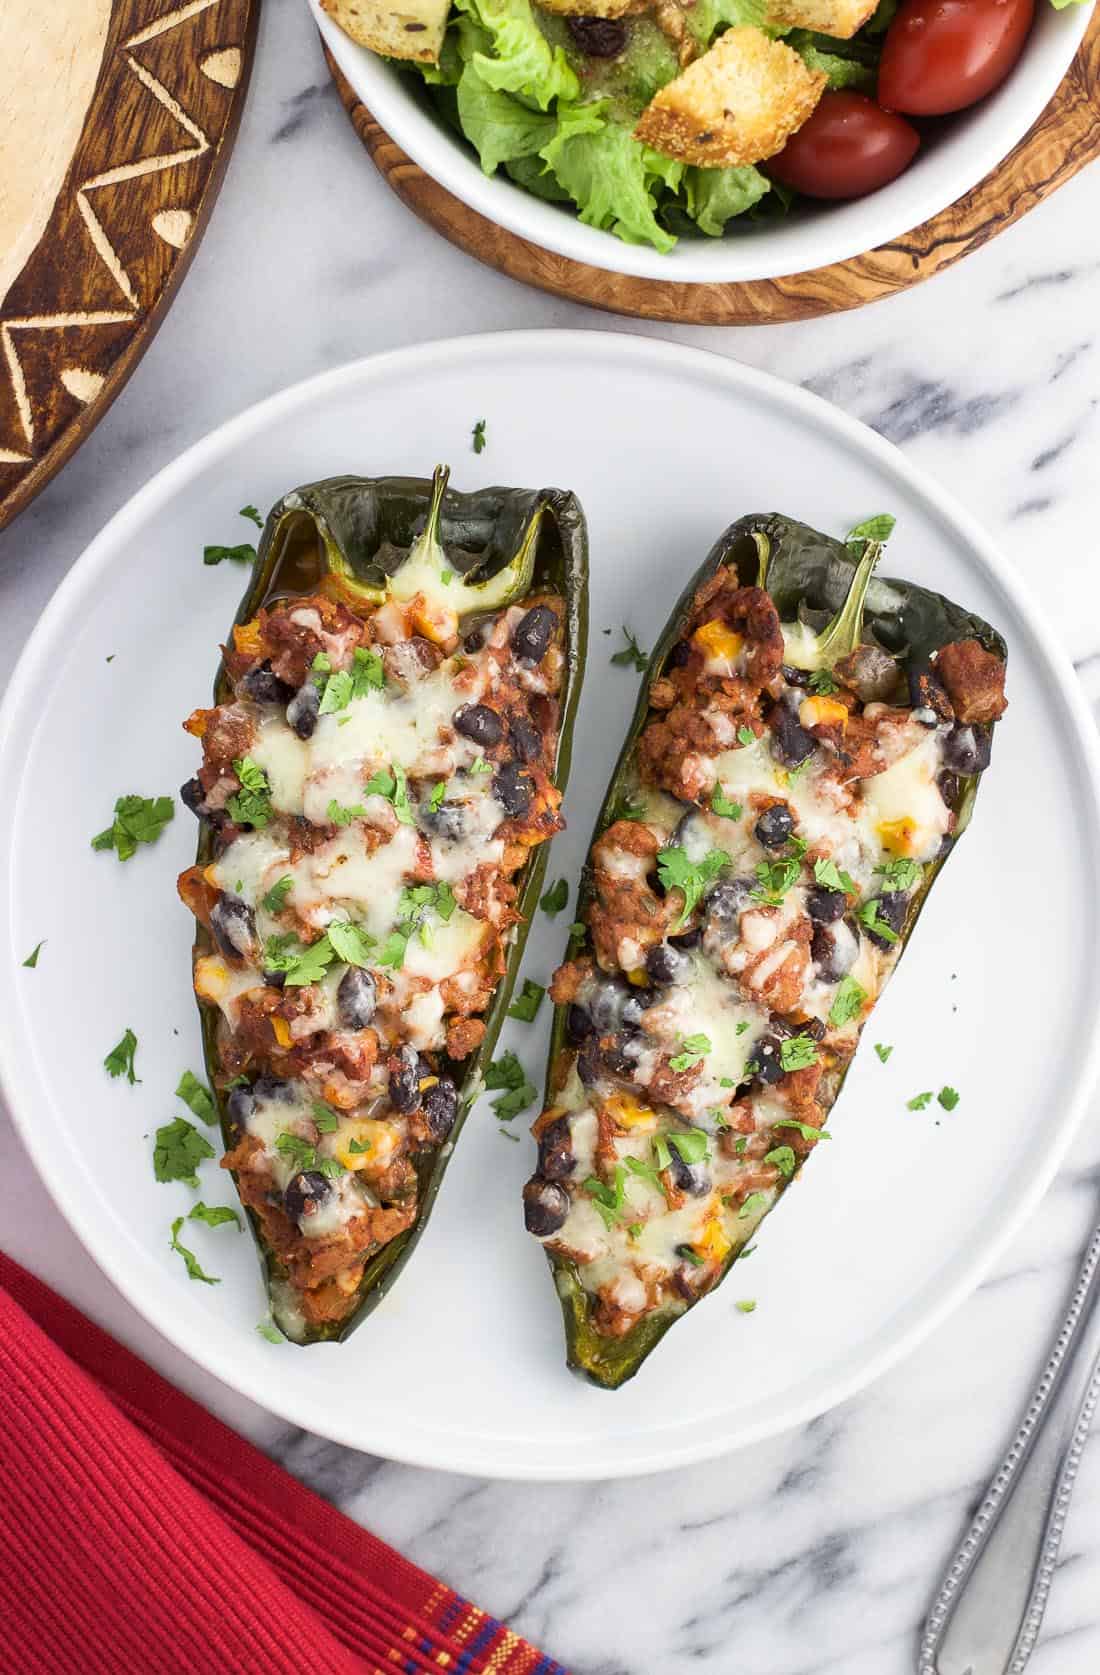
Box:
[918,1221,1100,1675]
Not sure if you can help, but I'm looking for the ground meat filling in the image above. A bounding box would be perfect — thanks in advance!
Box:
[180,579,566,1336]
[525,563,1005,1340]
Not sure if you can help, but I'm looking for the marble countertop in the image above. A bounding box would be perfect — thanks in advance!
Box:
[3,2,1100,1670]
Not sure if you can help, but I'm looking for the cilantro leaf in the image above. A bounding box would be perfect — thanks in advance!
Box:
[347,1136,371,1154]
[611,627,649,672]
[188,1201,241,1229]
[874,1043,894,1063]
[469,756,494,777]
[319,669,354,715]
[735,1299,757,1314]
[907,1090,934,1111]
[846,514,896,549]
[377,929,410,969]
[656,845,729,928]
[262,876,293,914]
[169,1217,220,1283]
[859,900,901,944]
[608,790,646,823]
[540,878,569,917]
[263,932,335,986]
[327,798,367,827]
[492,1078,537,1121]
[429,780,447,814]
[239,505,263,529]
[226,758,272,830]
[363,768,395,798]
[808,670,839,695]
[739,1190,769,1219]
[774,1117,831,1141]
[326,919,376,967]
[176,1069,216,1124]
[711,787,743,820]
[154,1117,215,1187]
[828,975,866,1029]
[104,1028,140,1085]
[737,725,756,748]
[484,1050,537,1120]
[507,979,545,1023]
[92,794,175,860]
[257,1319,285,1344]
[203,542,256,567]
[938,1086,960,1111]
[668,1130,710,1166]
[351,647,385,696]
[22,940,45,969]
[875,858,922,891]
[779,1034,820,1072]
[472,418,487,454]
[669,1033,711,1072]
[752,855,802,906]
[813,857,856,895]
[764,1144,797,1178]
[391,763,415,825]
[275,1132,318,1171]
[311,1102,339,1133]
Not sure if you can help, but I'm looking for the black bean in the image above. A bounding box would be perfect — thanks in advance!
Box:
[210,893,256,963]
[811,917,859,979]
[601,1041,638,1080]
[907,662,953,724]
[862,891,908,952]
[263,969,287,989]
[941,724,992,777]
[537,1116,574,1181]
[806,886,846,924]
[666,639,691,669]
[752,1035,785,1086]
[781,664,811,688]
[937,771,960,809]
[421,797,466,842]
[566,14,627,54]
[668,927,701,950]
[645,943,686,985]
[241,664,295,706]
[508,714,542,763]
[770,707,815,768]
[287,682,320,739]
[421,1078,458,1143]
[493,763,533,818]
[511,605,557,664]
[704,879,750,935]
[453,703,503,746]
[566,1004,595,1046]
[464,626,486,653]
[588,978,632,1035]
[523,1176,570,1237]
[283,1170,332,1222]
[666,1148,710,1197]
[577,1045,601,1087]
[388,1046,422,1114]
[754,803,793,849]
[226,1084,255,1128]
[180,777,206,816]
[253,1074,294,1103]
[337,966,376,1030]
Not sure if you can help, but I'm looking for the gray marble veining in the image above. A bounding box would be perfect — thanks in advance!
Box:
[2,1,1100,1669]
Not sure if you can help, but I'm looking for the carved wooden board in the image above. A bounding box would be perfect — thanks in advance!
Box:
[325,8,1099,326]
[0,0,259,532]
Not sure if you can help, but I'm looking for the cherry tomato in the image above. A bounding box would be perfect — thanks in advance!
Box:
[878,0,1035,116]
[765,93,920,201]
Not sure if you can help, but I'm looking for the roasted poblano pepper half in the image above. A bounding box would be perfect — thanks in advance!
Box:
[178,467,587,1342]
[525,512,1006,1389]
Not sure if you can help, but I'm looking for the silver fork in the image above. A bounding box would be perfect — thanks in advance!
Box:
[918,1219,1100,1675]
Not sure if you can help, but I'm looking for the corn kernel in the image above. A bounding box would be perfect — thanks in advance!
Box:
[183,707,210,739]
[878,817,919,856]
[193,956,229,1003]
[693,620,743,663]
[271,1016,292,1049]
[411,597,459,646]
[606,1093,656,1131]
[799,695,849,731]
[335,1118,396,1172]
[697,1216,732,1263]
[625,967,649,988]
[233,619,263,658]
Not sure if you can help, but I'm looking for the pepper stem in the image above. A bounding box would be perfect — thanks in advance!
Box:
[751,532,771,589]
[815,539,882,666]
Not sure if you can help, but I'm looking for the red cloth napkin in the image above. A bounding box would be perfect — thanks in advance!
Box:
[0,1251,568,1675]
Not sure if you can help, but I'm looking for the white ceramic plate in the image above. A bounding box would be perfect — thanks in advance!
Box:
[309,0,1094,284]
[3,332,1099,1480]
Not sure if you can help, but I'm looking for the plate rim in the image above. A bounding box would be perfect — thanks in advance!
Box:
[3,328,1099,1480]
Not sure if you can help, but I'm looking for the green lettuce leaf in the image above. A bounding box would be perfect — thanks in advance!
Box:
[455,0,579,108]
[504,154,572,200]
[540,108,676,254]
[688,0,769,44]
[786,28,879,90]
[685,164,770,236]
[457,62,557,173]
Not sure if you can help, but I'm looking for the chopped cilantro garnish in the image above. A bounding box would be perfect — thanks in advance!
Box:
[668,1129,710,1166]
[104,1029,140,1085]
[846,513,896,549]
[440,569,453,586]
[327,797,366,827]
[263,932,335,987]
[396,881,457,952]
[813,858,856,895]
[347,1136,371,1154]
[154,1117,215,1188]
[188,1201,241,1230]
[22,940,45,969]
[735,1023,750,1038]
[392,763,415,825]
[351,646,385,695]
[326,919,376,967]
[363,767,395,798]
[627,1223,644,1239]
[569,921,586,938]
[610,627,649,672]
[764,1144,797,1178]
[377,929,410,969]
[507,979,545,1023]
[176,1069,216,1124]
[226,758,272,830]
[657,844,729,928]
[874,1043,894,1063]
[429,780,447,813]
[752,855,801,906]
[678,1246,705,1267]
[859,900,900,944]
[472,418,487,454]
[907,1091,934,1111]
[319,669,354,715]
[92,794,175,859]
[239,504,263,528]
[875,858,922,891]
[311,1102,340,1133]
[540,878,569,917]
[484,1051,537,1120]
[711,787,743,820]
[774,1118,831,1141]
[739,1190,769,1219]
[275,1132,346,1176]
[624,1156,662,1190]
[669,1033,711,1072]
[262,876,293,914]
[938,1086,960,1111]
[256,1319,285,1344]
[737,725,756,747]
[608,790,645,822]
[808,670,839,695]
[169,1217,219,1284]
[203,542,255,567]
[828,975,866,1029]
[469,756,494,777]
[735,1299,757,1314]
[779,1034,820,1072]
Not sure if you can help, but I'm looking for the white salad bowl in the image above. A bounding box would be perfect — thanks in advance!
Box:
[309,0,1093,285]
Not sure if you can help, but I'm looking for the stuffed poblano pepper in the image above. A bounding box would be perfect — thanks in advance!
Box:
[525,512,1006,1389]
[178,467,587,1342]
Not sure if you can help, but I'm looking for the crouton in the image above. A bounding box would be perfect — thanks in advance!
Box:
[320,0,448,63]
[765,0,879,39]
[633,27,827,168]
